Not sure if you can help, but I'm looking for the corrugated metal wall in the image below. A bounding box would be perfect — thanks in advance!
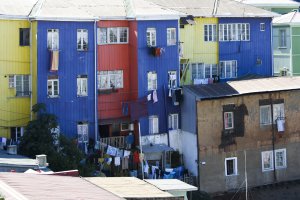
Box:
[0,20,31,138]
[37,21,96,139]
[180,17,219,85]
[219,17,273,81]
[97,20,132,120]
[292,27,300,75]
[137,20,180,136]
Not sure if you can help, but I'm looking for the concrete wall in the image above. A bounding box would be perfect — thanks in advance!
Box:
[197,90,300,193]
[181,130,198,176]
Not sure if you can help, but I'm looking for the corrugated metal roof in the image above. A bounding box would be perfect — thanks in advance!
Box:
[0,0,38,19]
[85,177,174,198]
[145,179,198,191]
[184,76,300,100]
[0,173,123,200]
[235,0,300,8]
[147,0,278,17]
[273,11,300,25]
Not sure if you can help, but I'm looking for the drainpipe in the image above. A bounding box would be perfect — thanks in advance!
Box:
[94,19,98,142]
[270,20,274,76]
[195,97,201,190]
[269,94,277,182]
[29,20,33,120]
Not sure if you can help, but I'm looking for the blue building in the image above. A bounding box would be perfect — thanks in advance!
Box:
[218,17,273,82]
[136,20,181,136]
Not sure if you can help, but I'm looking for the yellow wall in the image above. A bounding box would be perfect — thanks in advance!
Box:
[0,20,31,138]
[32,21,38,111]
[180,17,219,85]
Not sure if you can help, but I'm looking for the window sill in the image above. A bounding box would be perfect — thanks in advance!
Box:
[225,174,238,177]
[77,95,88,97]
[278,47,287,49]
[48,96,59,98]
[77,49,88,52]
[98,88,118,94]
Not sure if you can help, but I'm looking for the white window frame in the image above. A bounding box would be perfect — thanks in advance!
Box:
[77,123,88,143]
[149,115,159,134]
[97,70,123,90]
[168,71,177,89]
[225,157,238,176]
[167,28,176,46]
[97,27,129,45]
[77,29,88,51]
[47,78,59,98]
[14,75,30,97]
[224,112,234,130]
[279,29,287,48]
[260,103,285,125]
[219,23,250,42]
[168,113,179,130]
[9,75,15,88]
[77,76,88,96]
[204,24,217,42]
[147,71,157,91]
[260,105,272,125]
[47,29,59,50]
[191,63,204,80]
[220,60,237,79]
[261,149,287,172]
[147,28,156,47]
[121,123,129,131]
[260,23,265,31]
[261,150,274,171]
[11,127,24,142]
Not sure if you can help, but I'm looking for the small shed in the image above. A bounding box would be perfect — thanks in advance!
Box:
[145,179,197,200]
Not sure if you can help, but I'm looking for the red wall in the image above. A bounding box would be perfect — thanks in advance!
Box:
[97,20,137,121]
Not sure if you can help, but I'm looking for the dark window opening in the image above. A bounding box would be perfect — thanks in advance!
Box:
[20,28,30,46]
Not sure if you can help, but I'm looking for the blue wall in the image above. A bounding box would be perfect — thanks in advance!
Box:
[137,20,180,136]
[37,21,96,140]
[219,17,273,81]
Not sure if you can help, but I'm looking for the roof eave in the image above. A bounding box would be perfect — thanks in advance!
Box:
[30,16,98,21]
[0,15,29,20]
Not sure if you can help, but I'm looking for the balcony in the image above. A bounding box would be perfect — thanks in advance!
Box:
[100,136,125,148]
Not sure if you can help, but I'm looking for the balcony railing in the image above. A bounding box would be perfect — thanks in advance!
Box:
[100,136,125,148]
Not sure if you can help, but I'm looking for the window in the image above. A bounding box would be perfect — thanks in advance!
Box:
[168,113,179,130]
[167,28,176,46]
[204,24,217,42]
[77,75,88,96]
[224,112,234,129]
[13,75,30,96]
[47,29,59,50]
[149,115,159,134]
[260,23,265,31]
[147,28,156,47]
[19,28,30,46]
[225,157,237,176]
[168,71,177,89]
[47,76,59,97]
[10,127,24,142]
[191,63,218,80]
[121,123,129,131]
[219,23,250,41]
[147,71,157,91]
[97,27,128,44]
[77,29,88,51]
[279,29,287,48]
[97,70,123,90]
[261,149,287,171]
[260,103,285,125]
[220,60,237,79]
[77,122,88,143]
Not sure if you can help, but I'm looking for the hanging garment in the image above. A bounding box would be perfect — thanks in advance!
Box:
[106,145,117,156]
[153,90,158,103]
[116,149,124,157]
[114,157,121,166]
[122,157,129,170]
[50,50,59,71]
[133,151,140,164]
[98,158,104,164]
[124,150,131,158]
[139,153,144,163]
[147,93,152,101]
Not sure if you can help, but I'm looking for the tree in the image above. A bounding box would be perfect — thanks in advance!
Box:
[19,103,84,172]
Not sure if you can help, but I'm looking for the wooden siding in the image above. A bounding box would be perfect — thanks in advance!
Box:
[137,20,180,136]
[97,20,132,120]
[180,17,218,85]
[36,21,96,139]
[219,17,273,81]
[0,20,31,138]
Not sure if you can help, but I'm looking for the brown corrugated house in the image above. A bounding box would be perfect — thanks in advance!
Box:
[181,76,300,194]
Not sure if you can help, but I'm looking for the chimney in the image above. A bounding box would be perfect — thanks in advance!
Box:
[36,154,48,168]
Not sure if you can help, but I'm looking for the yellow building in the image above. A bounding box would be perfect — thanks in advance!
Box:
[0,19,32,140]
[180,17,219,85]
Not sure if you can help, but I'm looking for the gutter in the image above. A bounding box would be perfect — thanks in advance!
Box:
[94,19,98,142]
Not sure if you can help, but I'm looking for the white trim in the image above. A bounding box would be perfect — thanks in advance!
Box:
[225,157,238,176]
[224,112,234,130]
[261,148,287,172]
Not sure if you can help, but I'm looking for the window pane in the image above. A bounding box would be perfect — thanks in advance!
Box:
[226,160,234,175]
[109,28,118,43]
[119,28,128,43]
[99,28,107,44]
